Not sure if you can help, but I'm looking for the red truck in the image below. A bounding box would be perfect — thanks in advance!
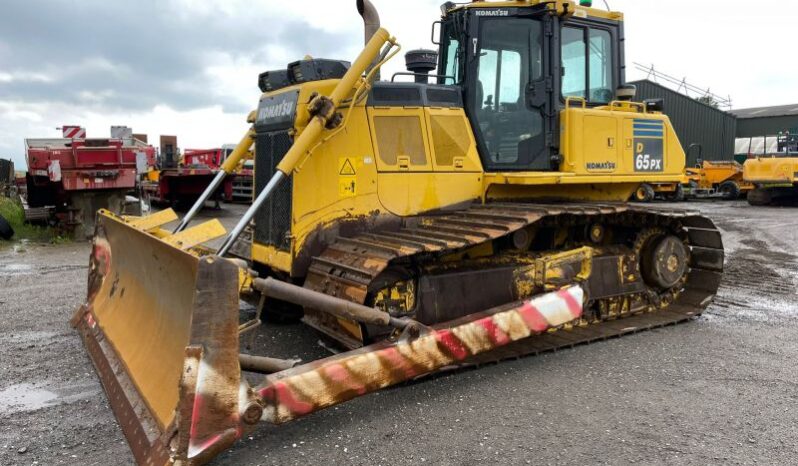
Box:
[25,125,155,236]
[141,138,235,209]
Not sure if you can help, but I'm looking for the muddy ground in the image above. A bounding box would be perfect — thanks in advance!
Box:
[1,201,796,465]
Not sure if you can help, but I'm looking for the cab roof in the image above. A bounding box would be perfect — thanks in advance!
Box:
[447,1,623,22]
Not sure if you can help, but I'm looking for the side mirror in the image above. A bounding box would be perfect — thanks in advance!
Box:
[431,21,442,45]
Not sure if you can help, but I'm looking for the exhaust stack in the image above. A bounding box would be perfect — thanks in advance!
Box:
[357,0,381,79]
[357,0,380,45]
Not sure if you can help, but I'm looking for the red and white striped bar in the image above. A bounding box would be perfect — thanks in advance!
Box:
[256,286,584,424]
[62,125,86,139]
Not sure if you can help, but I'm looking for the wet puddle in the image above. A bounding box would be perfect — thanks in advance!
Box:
[0,383,59,414]
[0,331,58,345]
[0,263,33,276]
[0,381,99,415]
[0,239,31,254]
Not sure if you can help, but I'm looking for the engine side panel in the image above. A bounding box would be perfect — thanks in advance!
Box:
[251,84,690,280]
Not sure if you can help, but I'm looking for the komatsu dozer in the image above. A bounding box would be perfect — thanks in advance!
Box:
[744,157,798,205]
[72,1,724,464]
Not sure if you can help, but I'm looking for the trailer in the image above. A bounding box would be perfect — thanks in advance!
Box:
[141,138,235,209]
[683,160,754,199]
[224,143,254,202]
[632,159,753,202]
[25,126,155,237]
[232,159,254,201]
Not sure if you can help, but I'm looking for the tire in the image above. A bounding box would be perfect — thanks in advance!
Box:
[666,184,685,202]
[747,188,771,206]
[0,214,14,240]
[719,181,741,200]
[632,184,655,203]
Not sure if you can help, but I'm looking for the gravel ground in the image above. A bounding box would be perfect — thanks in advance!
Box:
[1,200,797,465]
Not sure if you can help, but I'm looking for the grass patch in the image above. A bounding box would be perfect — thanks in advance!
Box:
[0,196,68,242]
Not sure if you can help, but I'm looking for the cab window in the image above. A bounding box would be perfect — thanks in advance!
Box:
[589,29,613,103]
[561,26,614,103]
[440,22,463,84]
[562,27,587,99]
[477,49,523,108]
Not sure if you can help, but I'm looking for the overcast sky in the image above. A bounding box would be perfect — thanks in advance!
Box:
[2,0,797,168]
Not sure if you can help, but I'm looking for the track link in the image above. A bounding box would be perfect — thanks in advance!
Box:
[303,202,724,361]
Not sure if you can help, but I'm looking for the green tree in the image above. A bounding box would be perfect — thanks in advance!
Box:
[695,95,719,108]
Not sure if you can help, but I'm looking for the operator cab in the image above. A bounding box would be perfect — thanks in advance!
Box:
[435,1,624,171]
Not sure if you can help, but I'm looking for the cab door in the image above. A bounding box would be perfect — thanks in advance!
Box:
[465,14,550,171]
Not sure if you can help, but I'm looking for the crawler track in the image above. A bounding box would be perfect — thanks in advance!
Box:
[303,203,724,360]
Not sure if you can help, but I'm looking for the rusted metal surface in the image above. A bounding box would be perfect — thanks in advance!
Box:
[73,213,248,465]
[71,216,185,465]
[256,286,585,424]
[303,202,723,350]
[239,354,301,374]
[255,277,391,326]
[72,310,171,466]
[253,277,419,330]
[416,266,519,324]
[464,298,706,366]
[173,256,244,465]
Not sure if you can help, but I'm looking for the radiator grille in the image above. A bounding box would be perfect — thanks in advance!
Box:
[254,131,293,251]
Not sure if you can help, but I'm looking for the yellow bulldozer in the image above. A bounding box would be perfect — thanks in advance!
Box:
[745,157,798,205]
[72,1,724,464]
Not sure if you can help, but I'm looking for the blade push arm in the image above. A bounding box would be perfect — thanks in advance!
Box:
[216,28,398,255]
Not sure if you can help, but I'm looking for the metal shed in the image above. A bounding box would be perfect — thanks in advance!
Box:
[731,104,798,138]
[629,79,737,165]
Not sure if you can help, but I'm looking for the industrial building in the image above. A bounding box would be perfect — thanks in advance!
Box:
[629,79,737,165]
[732,104,798,137]
[731,104,798,155]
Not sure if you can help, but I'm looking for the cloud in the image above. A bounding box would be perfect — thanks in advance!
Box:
[0,0,351,114]
[0,0,361,166]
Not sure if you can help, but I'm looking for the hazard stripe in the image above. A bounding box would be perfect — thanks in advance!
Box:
[63,127,85,139]
[558,288,584,318]
[258,286,584,424]
[435,329,470,360]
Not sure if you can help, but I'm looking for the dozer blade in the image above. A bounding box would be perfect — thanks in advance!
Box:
[71,211,244,465]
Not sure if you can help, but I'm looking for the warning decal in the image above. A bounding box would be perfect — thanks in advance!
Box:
[339,178,356,197]
[339,158,356,176]
[338,157,357,198]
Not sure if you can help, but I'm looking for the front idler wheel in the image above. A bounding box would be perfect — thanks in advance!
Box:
[640,233,689,290]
